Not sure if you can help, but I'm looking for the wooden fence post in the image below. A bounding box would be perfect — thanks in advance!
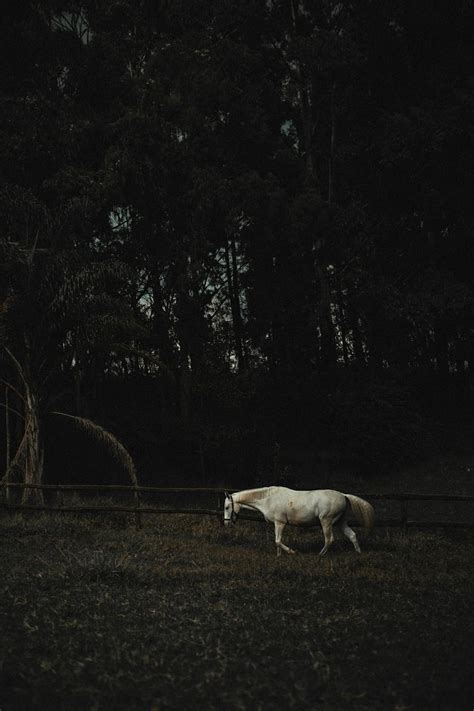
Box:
[400,498,408,533]
[5,386,10,494]
[133,486,142,530]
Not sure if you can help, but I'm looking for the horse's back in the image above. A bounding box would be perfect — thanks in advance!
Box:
[266,487,346,524]
[270,487,346,504]
[302,489,346,516]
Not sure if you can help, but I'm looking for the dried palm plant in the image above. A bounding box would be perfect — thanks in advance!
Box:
[49,412,138,487]
[0,241,147,502]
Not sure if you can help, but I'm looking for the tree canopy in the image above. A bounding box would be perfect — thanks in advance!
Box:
[1,0,473,486]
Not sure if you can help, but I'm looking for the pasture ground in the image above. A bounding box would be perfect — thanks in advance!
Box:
[0,511,472,711]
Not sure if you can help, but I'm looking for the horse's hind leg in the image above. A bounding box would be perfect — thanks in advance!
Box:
[341,520,361,553]
[274,521,296,556]
[318,517,335,557]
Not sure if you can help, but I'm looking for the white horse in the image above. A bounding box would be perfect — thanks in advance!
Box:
[223,486,374,556]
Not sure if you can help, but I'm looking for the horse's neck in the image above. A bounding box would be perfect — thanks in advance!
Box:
[234,487,273,508]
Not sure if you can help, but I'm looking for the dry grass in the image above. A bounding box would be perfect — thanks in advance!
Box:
[0,511,472,710]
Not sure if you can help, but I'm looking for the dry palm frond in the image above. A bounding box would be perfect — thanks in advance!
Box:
[0,402,25,420]
[4,348,30,393]
[0,377,26,404]
[50,412,138,487]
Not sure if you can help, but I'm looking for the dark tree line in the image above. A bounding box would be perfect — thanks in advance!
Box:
[1,0,473,488]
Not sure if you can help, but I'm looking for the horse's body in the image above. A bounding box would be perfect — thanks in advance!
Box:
[223,486,374,556]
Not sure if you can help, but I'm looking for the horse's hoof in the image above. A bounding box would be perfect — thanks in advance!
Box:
[289,549,297,554]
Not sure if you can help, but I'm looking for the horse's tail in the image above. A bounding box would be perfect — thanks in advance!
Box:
[344,495,375,535]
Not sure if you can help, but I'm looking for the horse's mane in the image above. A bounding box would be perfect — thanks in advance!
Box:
[234,487,276,504]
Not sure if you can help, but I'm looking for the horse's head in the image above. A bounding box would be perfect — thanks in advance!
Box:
[223,492,240,526]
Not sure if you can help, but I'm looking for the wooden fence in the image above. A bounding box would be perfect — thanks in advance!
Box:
[1,482,473,531]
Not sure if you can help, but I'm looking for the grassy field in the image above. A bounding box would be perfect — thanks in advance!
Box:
[0,510,472,711]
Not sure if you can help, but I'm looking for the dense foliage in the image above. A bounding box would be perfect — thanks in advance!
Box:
[1,0,473,485]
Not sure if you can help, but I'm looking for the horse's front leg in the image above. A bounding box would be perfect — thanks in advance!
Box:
[274,520,296,556]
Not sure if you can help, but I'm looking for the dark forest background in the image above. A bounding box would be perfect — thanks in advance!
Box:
[0,0,473,489]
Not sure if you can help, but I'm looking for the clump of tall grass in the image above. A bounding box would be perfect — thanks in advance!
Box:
[0,511,98,537]
[39,545,140,584]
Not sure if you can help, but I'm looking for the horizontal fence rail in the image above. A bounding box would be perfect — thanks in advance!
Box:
[3,482,474,501]
[1,482,473,530]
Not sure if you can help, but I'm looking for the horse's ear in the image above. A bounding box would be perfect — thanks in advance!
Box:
[224,491,229,499]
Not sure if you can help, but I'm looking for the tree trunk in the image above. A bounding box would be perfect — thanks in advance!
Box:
[178,364,191,423]
[4,387,10,502]
[337,282,349,366]
[74,366,81,416]
[317,263,337,369]
[289,0,319,189]
[290,0,340,372]
[225,238,246,370]
[328,83,337,204]
[21,390,44,504]
[151,272,175,367]
[434,321,450,377]
[347,293,365,366]
[5,387,10,469]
